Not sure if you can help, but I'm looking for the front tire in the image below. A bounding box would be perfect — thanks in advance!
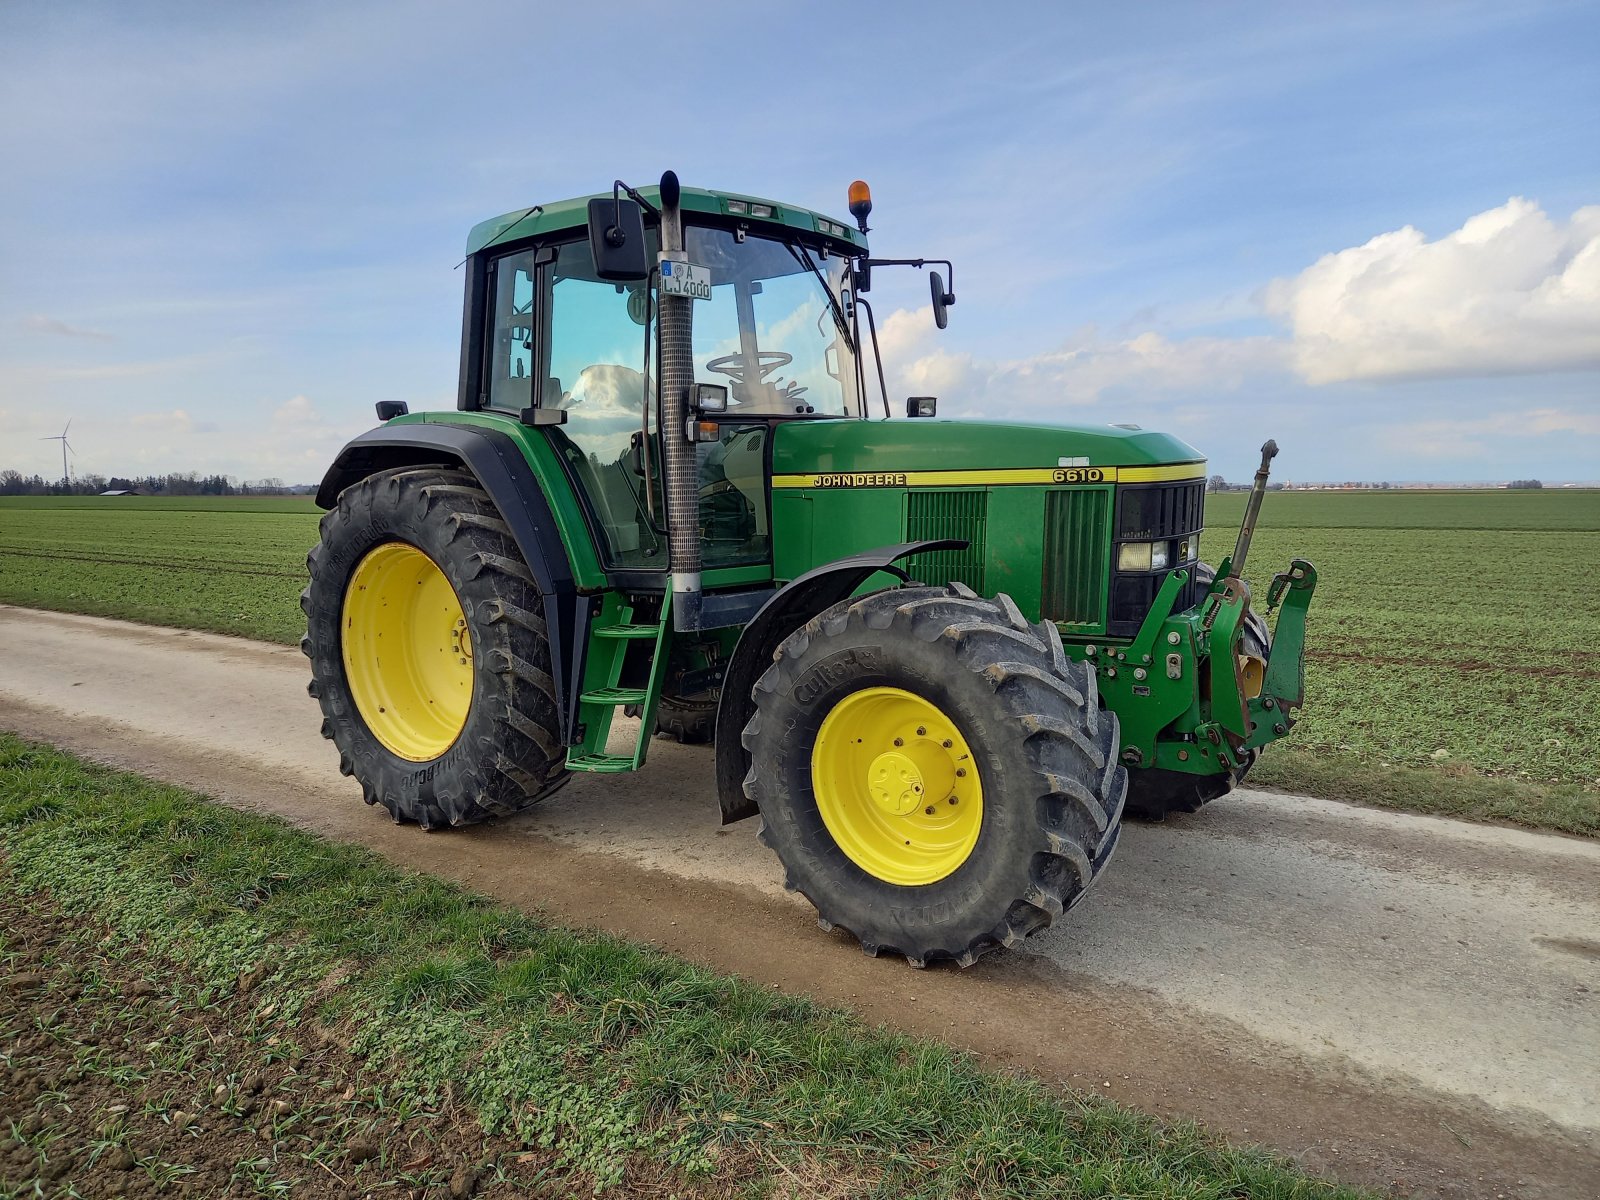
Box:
[302,467,566,828]
[742,583,1126,968]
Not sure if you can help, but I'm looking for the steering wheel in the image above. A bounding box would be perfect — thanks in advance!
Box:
[707,350,792,385]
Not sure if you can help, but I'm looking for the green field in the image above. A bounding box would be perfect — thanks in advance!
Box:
[2,488,1596,833]
[0,495,319,644]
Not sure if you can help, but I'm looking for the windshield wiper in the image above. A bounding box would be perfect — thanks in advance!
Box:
[787,242,855,352]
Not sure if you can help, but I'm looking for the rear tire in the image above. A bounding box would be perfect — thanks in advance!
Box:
[742,583,1126,968]
[302,467,566,828]
[1124,561,1270,819]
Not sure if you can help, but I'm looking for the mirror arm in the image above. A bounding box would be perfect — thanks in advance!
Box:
[613,179,660,219]
[858,257,956,300]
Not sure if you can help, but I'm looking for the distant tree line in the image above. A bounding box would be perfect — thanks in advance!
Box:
[0,470,300,496]
[1507,479,1543,490]
[1208,475,1288,492]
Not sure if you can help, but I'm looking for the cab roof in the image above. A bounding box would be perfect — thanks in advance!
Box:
[466,184,869,257]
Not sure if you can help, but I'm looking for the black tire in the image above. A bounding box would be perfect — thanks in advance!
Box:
[1124,561,1270,819]
[742,582,1126,968]
[301,466,566,828]
[654,692,717,744]
[623,693,717,744]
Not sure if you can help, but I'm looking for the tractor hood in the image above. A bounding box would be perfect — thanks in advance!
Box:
[770,419,1203,479]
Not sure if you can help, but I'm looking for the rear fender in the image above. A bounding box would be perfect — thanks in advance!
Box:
[317,423,582,743]
[713,540,965,824]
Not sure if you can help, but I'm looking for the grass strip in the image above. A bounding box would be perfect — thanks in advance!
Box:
[1249,748,1599,838]
[0,734,1372,1198]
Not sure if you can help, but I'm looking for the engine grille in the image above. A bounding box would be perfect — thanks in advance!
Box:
[903,489,987,592]
[1040,488,1109,627]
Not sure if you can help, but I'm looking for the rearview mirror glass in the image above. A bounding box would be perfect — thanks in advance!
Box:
[588,197,650,281]
[930,271,950,329]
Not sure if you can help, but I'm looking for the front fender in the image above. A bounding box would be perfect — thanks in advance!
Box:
[317,423,582,744]
[712,540,966,824]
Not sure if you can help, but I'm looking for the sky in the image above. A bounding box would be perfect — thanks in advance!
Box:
[1,0,1596,485]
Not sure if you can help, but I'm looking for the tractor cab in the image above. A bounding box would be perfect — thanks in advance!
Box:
[463,188,866,575]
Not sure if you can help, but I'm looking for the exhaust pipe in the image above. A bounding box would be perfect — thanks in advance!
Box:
[657,170,702,631]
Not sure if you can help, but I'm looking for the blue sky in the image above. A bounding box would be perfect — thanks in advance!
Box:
[2,0,1596,484]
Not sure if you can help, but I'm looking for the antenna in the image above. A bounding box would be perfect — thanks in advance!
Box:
[39,418,73,487]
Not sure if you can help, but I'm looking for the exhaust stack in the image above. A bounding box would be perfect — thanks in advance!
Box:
[657,171,702,630]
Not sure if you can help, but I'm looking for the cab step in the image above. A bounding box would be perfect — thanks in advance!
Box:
[592,623,658,640]
[565,753,637,773]
[565,594,672,775]
[580,686,648,705]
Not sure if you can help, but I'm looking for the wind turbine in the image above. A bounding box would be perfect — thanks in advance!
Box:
[40,419,74,487]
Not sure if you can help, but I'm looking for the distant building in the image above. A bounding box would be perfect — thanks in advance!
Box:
[98,489,142,496]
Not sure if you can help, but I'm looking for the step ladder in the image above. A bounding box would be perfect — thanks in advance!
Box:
[565,593,671,774]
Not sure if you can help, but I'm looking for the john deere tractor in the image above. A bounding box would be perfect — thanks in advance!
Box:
[304,173,1316,968]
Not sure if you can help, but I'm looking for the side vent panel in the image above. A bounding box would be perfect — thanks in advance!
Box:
[903,489,987,592]
[1041,488,1109,628]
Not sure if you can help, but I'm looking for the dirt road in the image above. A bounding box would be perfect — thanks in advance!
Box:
[2,604,1596,1197]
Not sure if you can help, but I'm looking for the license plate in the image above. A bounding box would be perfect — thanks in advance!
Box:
[659,255,712,300]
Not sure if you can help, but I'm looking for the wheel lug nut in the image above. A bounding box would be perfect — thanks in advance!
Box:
[916,726,926,736]
[942,739,952,748]
[955,768,966,777]
[948,797,958,805]
[925,806,936,815]
[893,737,903,747]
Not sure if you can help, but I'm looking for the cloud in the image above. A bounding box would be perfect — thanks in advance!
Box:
[1269,198,1600,384]
[132,408,195,433]
[1384,406,1600,459]
[23,315,113,341]
[876,307,1289,420]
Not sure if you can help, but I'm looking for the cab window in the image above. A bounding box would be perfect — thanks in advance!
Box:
[542,239,664,569]
[485,250,538,411]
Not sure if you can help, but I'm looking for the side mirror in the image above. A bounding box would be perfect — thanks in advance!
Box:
[588,197,649,281]
[929,270,955,329]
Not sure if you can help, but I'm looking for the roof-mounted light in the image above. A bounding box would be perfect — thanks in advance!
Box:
[848,180,872,233]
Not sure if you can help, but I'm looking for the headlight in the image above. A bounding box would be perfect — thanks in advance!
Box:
[1118,541,1173,572]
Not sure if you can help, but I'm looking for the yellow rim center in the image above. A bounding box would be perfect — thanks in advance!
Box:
[811,686,983,886]
[341,541,473,762]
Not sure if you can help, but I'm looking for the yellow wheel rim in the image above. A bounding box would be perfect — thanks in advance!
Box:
[341,541,473,762]
[811,687,983,886]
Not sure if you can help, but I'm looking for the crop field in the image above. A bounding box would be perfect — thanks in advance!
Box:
[1199,489,1600,799]
[0,496,318,645]
[2,488,1596,831]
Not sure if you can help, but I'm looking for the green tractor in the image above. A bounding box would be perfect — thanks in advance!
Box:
[304,173,1316,968]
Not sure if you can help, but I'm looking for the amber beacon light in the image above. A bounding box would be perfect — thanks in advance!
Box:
[848,180,872,233]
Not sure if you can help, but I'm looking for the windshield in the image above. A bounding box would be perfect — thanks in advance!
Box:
[684,225,860,417]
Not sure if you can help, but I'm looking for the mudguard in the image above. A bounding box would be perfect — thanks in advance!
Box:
[713,540,965,824]
[316,423,582,743]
